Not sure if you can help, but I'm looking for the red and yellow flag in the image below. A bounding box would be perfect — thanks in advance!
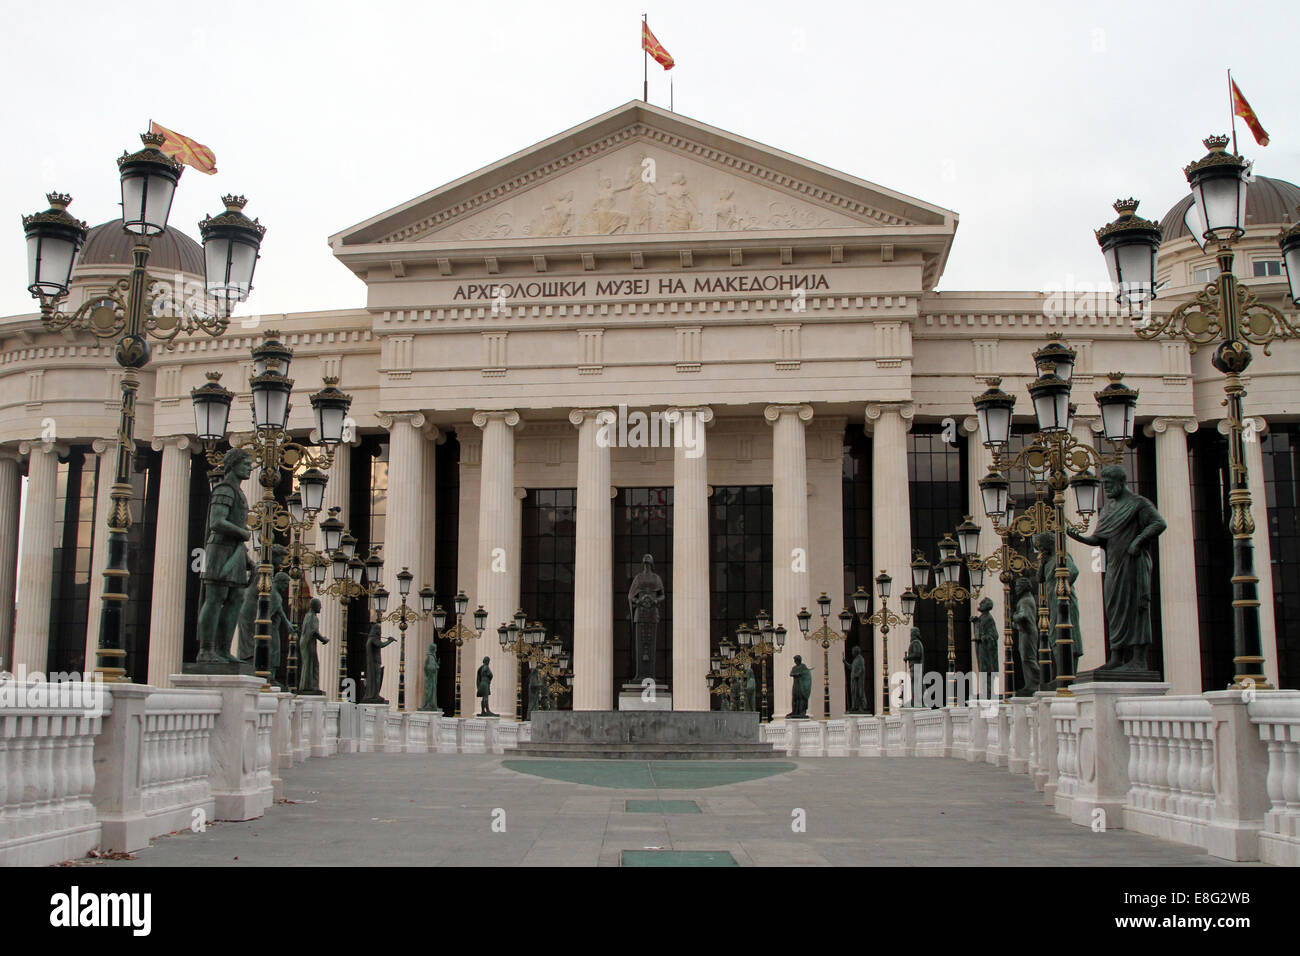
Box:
[642,21,674,70]
[149,121,218,175]
[1230,79,1269,147]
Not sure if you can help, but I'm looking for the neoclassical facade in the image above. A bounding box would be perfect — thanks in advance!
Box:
[2,102,1298,716]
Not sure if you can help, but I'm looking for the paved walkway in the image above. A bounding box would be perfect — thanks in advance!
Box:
[100,754,1246,867]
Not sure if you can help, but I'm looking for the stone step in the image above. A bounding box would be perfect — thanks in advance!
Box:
[509,742,778,760]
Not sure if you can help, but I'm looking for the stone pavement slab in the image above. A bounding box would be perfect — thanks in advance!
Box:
[84,753,1251,867]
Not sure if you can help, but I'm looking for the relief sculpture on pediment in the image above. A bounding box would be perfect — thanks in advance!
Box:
[526,190,575,237]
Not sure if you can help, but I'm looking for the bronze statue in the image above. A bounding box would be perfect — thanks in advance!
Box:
[904,627,925,707]
[296,597,328,694]
[476,656,496,716]
[848,645,868,713]
[420,641,440,712]
[1035,532,1082,666]
[743,663,757,713]
[972,596,999,680]
[1012,576,1041,695]
[361,623,395,704]
[527,665,543,716]
[271,571,293,670]
[236,539,289,664]
[788,655,812,718]
[628,554,665,682]
[1067,465,1168,671]
[195,448,254,663]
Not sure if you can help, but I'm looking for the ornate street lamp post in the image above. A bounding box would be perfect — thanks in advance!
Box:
[499,609,549,721]
[731,612,784,721]
[371,568,435,711]
[23,135,265,681]
[852,573,908,715]
[1099,139,1300,689]
[904,533,983,707]
[797,592,849,720]
[435,592,485,717]
[191,332,350,689]
[317,530,384,700]
[973,338,1136,695]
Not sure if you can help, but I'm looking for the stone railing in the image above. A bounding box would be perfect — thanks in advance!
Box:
[1117,695,1217,850]
[0,683,102,866]
[1248,692,1300,867]
[913,710,946,756]
[1050,697,1080,817]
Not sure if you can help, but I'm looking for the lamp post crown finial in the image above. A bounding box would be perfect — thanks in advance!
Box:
[46,191,72,210]
[141,130,167,150]
[1112,198,1140,217]
[1203,134,1231,152]
[221,194,248,212]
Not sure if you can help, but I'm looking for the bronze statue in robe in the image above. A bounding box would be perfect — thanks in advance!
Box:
[788,655,812,718]
[361,623,395,704]
[296,597,328,694]
[1012,576,1042,695]
[972,596,999,679]
[420,641,440,712]
[628,554,665,682]
[1068,465,1167,671]
[904,627,925,706]
[848,645,868,713]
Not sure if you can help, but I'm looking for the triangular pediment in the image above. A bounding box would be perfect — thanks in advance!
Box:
[332,102,956,250]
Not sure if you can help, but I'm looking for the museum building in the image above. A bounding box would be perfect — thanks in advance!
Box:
[1,101,1298,717]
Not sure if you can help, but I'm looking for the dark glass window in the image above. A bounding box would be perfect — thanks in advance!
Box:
[520,487,576,717]
[842,426,874,712]
[613,487,672,696]
[908,425,970,702]
[433,434,461,712]
[123,446,161,683]
[47,447,97,675]
[1262,425,1300,689]
[1189,429,1234,690]
[709,485,773,715]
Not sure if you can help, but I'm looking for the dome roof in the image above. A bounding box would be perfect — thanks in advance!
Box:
[74,220,205,276]
[1161,175,1300,243]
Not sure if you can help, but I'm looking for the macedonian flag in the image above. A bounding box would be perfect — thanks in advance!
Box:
[148,121,218,175]
[642,21,674,70]
[1230,79,1269,147]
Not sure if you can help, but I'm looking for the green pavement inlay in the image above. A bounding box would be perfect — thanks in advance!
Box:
[622,850,738,867]
[625,799,701,814]
[502,759,796,790]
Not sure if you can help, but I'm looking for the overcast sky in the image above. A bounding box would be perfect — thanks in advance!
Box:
[1,0,1296,320]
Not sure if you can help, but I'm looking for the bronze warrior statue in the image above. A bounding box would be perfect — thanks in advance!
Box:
[296,597,328,694]
[196,448,255,663]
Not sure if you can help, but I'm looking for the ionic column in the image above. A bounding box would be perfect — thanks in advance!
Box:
[317,439,352,700]
[766,404,813,718]
[866,403,913,698]
[669,406,713,710]
[0,448,22,671]
[411,426,440,712]
[1235,416,1280,689]
[84,438,117,673]
[1069,417,1105,674]
[147,437,194,687]
[13,441,63,673]
[472,410,521,717]
[379,412,427,709]
[1147,417,1200,693]
[570,409,614,711]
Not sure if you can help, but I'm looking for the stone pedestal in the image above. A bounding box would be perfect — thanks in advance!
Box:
[435,716,462,753]
[618,682,671,711]
[1033,691,1058,802]
[302,697,327,757]
[462,715,499,754]
[855,716,884,757]
[966,703,989,762]
[1204,690,1274,861]
[1008,697,1033,774]
[171,674,271,822]
[825,718,850,756]
[1067,681,1168,831]
[359,703,388,753]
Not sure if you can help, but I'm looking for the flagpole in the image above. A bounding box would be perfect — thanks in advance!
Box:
[670,75,674,112]
[643,14,648,103]
[1228,69,1238,154]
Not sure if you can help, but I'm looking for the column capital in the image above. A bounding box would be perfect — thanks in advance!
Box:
[1145,416,1200,438]
[664,405,714,425]
[376,410,426,431]
[91,437,115,455]
[17,439,67,457]
[0,444,25,465]
[150,435,195,454]
[764,403,813,425]
[961,415,980,435]
[569,408,616,427]
[863,402,913,434]
[472,409,522,430]
[1217,415,1266,438]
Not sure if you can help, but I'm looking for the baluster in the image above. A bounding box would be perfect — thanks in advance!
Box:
[1283,740,1300,828]
[0,733,10,845]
